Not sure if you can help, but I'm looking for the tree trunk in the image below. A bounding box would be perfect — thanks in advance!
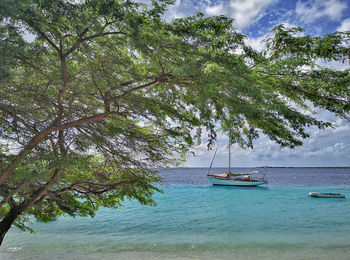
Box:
[0,205,24,246]
[0,168,61,246]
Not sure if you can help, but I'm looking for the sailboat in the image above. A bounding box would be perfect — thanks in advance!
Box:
[207,139,267,187]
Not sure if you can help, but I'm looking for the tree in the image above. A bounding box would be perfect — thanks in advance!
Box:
[0,0,349,246]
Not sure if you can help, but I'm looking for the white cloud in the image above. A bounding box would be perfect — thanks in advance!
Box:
[296,0,347,24]
[305,142,346,157]
[245,22,304,52]
[206,3,225,16]
[164,0,284,31]
[245,35,268,52]
[229,0,276,28]
[337,17,350,31]
[333,118,350,133]
[316,59,349,71]
[164,0,187,20]
[164,0,211,20]
[185,117,350,167]
[204,0,276,29]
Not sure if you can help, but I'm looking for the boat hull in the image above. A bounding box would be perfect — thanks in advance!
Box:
[309,192,345,198]
[208,177,265,187]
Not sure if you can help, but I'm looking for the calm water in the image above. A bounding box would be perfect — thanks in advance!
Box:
[2,167,350,260]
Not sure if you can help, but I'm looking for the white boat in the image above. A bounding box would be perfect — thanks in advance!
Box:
[207,171,267,186]
[309,192,345,198]
[206,137,267,187]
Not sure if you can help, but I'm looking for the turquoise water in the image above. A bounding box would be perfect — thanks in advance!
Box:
[2,168,350,259]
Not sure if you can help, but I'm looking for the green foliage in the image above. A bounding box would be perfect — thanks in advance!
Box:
[0,0,349,238]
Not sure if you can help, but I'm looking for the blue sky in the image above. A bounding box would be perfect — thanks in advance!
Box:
[162,0,350,167]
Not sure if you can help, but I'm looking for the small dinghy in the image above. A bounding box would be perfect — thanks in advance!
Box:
[309,192,345,198]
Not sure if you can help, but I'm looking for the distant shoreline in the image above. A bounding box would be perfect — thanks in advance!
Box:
[176,166,350,169]
[260,166,350,168]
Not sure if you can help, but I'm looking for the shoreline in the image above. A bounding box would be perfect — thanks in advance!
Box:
[174,166,350,169]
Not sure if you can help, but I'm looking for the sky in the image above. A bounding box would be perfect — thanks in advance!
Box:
[161,0,350,167]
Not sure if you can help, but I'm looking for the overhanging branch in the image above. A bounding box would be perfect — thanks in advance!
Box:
[109,73,173,103]
[46,180,136,196]
[0,112,115,185]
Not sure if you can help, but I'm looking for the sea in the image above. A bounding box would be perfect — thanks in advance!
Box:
[1,167,350,260]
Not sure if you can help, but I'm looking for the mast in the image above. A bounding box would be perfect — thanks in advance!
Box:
[228,138,231,173]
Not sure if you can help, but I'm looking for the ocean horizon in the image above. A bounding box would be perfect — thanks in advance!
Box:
[1,167,350,260]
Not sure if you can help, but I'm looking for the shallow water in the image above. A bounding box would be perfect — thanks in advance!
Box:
[1,168,350,259]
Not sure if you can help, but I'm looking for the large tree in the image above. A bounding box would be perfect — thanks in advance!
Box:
[0,0,349,245]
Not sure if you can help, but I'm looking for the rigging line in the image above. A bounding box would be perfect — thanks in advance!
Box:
[207,132,223,176]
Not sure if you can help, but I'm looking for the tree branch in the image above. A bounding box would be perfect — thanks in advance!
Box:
[0,180,30,208]
[110,73,173,103]
[81,31,127,42]
[23,17,60,53]
[0,112,112,185]
[62,27,90,58]
[46,180,135,196]
[26,168,61,207]
[1,107,38,134]
[62,30,126,59]
[54,113,111,131]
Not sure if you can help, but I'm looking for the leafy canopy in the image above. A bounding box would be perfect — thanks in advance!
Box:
[0,0,349,239]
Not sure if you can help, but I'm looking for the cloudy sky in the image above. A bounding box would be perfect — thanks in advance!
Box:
[162,0,350,167]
